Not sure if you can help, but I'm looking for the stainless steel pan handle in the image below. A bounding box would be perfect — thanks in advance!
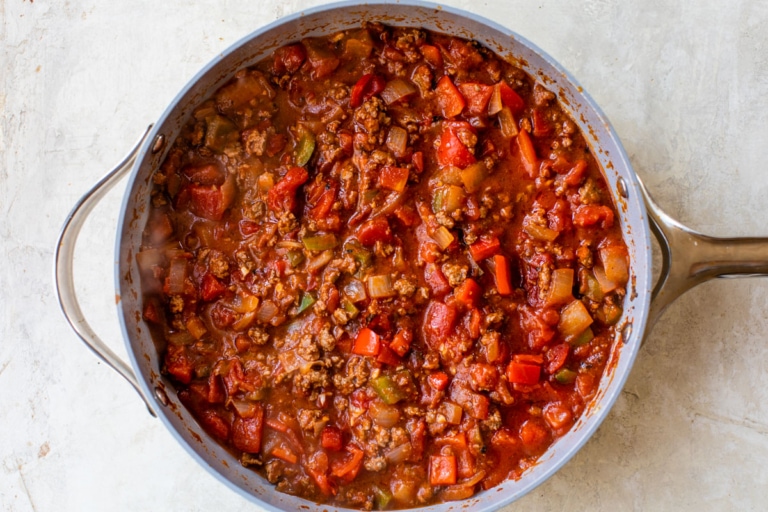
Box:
[54,125,156,417]
[638,177,768,329]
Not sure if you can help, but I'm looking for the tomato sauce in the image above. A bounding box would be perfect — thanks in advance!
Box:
[139,23,630,509]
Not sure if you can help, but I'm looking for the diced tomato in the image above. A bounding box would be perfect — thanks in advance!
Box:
[267,167,309,212]
[165,344,193,384]
[305,452,337,496]
[356,217,393,246]
[411,151,424,173]
[469,363,498,391]
[198,409,231,441]
[207,373,225,404]
[498,80,525,113]
[389,329,412,357]
[428,371,450,391]
[424,263,451,296]
[273,43,306,75]
[507,361,540,385]
[200,273,227,301]
[454,278,482,308]
[306,180,338,221]
[573,204,615,229]
[545,343,570,375]
[142,300,162,324]
[423,301,458,349]
[437,122,476,168]
[350,73,386,108]
[239,219,260,236]
[376,344,401,366]
[183,163,225,186]
[519,419,550,456]
[449,384,490,420]
[265,133,287,157]
[352,327,381,357]
[210,303,236,329]
[378,166,410,192]
[458,82,493,116]
[532,109,552,137]
[492,254,513,296]
[419,44,443,68]
[468,236,500,261]
[187,177,235,221]
[436,76,466,118]
[516,129,538,178]
[338,130,354,155]
[429,455,457,486]
[321,425,343,452]
[393,205,419,227]
[303,39,340,80]
[232,404,264,453]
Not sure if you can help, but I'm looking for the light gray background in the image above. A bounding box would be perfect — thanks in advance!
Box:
[2,0,767,510]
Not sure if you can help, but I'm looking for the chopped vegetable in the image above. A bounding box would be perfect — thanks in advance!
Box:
[469,236,500,261]
[554,368,578,384]
[379,165,409,192]
[321,426,343,451]
[558,300,594,342]
[517,129,538,178]
[296,292,316,314]
[295,130,316,166]
[432,225,455,250]
[600,246,629,286]
[497,107,518,138]
[545,268,574,306]
[352,327,381,356]
[459,161,487,193]
[302,233,338,251]
[454,278,482,308]
[366,274,396,298]
[430,455,458,486]
[436,76,466,118]
[371,375,405,405]
[507,360,540,385]
[492,254,512,296]
[381,78,418,105]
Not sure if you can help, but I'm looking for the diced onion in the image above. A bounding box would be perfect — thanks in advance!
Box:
[592,265,618,294]
[498,106,518,138]
[545,268,574,306]
[488,83,503,115]
[230,398,258,419]
[381,78,417,105]
[232,292,260,313]
[275,240,304,249]
[523,217,559,242]
[167,257,187,295]
[366,274,396,299]
[369,401,401,427]
[344,279,368,303]
[256,300,278,323]
[440,401,463,425]
[279,349,305,374]
[432,225,455,250]
[136,249,164,272]
[386,126,408,157]
[385,442,413,464]
[307,250,334,273]
[459,162,487,193]
[232,311,257,331]
[558,300,594,342]
[600,246,629,286]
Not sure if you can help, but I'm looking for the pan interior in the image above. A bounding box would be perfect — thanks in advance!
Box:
[115,2,652,510]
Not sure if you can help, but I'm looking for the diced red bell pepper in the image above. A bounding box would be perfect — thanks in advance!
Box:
[389,329,412,357]
[454,278,482,308]
[468,236,501,261]
[458,82,494,117]
[436,76,466,118]
[419,44,443,68]
[350,73,386,108]
[429,455,458,486]
[507,360,541,385]
[376,344,401,366]
[428,371,450,391]
[306,180,338,221]
[498,80,525,113]
[411,151,425,173]
[437,122,476,168]
[378,166,410,192]
[352,328,381,357]
[493,254,513,296]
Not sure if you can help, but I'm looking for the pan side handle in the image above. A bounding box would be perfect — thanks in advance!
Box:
[638,177,768,329]
[54,125,156,417]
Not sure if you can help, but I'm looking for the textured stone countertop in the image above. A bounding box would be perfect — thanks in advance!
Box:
[2,1,767,510]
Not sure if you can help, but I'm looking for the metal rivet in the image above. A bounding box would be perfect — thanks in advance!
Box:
[151,134,166,154]
[617,177,629,199]
[154,386,169,407]
[621,323,633,343]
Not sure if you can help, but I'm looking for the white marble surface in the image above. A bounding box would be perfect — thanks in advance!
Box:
[2,0,767,510]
